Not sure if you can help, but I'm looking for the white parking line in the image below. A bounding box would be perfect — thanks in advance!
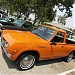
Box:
[57,68,75,75]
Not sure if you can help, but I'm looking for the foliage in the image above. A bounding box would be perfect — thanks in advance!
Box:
[73,29,75,35]
[58,15,66,25]
[0,0,75,24]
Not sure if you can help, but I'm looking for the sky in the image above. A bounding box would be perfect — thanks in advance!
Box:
[56,3,75,29]
[29,3,75,29]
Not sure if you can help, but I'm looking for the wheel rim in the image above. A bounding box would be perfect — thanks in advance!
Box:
[20,55,35,69]
[68,53,73,62]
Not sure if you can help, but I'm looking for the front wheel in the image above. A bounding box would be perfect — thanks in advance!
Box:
[64,52,73,62]
[16,53,36,70]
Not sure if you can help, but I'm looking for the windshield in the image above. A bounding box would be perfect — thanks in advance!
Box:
[32,26,56,40]
[13,19,25,26]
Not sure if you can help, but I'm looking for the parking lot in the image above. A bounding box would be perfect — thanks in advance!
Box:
[0,42,75,75]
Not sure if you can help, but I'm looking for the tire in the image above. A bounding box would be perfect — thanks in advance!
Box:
[16,53,36,71]
[64,52,73,62]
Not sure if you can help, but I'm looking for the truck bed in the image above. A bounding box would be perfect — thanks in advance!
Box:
[66,38,75,44]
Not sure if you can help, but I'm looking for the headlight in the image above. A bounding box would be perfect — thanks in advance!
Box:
[5,42,8,48]
[1,37,9,49]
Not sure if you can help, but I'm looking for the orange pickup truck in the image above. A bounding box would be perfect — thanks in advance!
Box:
[1,24,75,70]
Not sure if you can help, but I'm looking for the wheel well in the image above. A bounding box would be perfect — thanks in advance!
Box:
[16,51,40,61]
[72,50,75,57]
[69,50,75,58]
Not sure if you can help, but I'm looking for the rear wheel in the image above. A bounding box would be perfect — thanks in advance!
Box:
[64,52,73,62]
[16,53,36,70]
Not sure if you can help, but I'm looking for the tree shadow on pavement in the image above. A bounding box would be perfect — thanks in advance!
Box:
[2,51,16,69]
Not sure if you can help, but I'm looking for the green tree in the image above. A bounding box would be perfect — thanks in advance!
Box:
[0,0,75,24]
[73,29,75,35]
[31,0,75,25]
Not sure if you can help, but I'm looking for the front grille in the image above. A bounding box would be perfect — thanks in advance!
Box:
[1,37,8,50]
[1,37,11,58]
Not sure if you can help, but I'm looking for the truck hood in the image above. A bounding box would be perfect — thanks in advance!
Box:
[2,30,46,45]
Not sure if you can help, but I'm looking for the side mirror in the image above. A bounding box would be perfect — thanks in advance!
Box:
[51,41,57,45]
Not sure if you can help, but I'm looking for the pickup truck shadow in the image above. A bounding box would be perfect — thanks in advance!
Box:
[2,51,16,69]
[35,58,63,66]
[2,51,64,69]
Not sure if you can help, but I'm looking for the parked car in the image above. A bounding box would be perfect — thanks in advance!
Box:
[1,24,75,70]
[1,19,33,31]
[0,16,16,26]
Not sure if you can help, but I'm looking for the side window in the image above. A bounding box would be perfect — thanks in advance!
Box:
[51,32,64,43]
[56,32,64,38]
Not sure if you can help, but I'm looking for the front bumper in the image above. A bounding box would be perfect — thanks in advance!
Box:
[1,43,11,59]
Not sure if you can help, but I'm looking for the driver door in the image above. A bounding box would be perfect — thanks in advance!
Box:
[48,31,66,58]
